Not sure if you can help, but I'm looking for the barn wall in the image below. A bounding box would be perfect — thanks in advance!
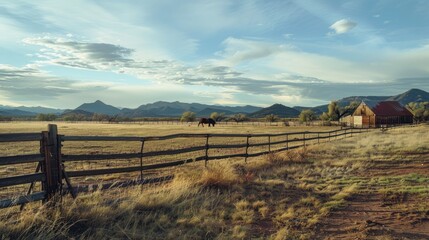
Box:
[376,115,413,125]
[352,103,376,127]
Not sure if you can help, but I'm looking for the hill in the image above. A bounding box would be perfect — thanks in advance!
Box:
[0,109,36,116]
[387,88,429,104]
[118,101,262,118]
[76,100,121,116]
[196,108,235,117]
[299,88,429,115]
[249,104,300,118]
[1,88,427,117]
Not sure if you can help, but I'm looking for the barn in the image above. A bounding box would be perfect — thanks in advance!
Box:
[351,101,413,127]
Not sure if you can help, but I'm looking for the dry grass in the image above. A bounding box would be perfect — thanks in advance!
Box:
[0,123,428,239]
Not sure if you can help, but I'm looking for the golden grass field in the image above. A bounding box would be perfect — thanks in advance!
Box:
[0,121,341,198]
[0,122,428,239]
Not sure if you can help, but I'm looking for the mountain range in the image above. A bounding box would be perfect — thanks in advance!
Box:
[1,88,428,118]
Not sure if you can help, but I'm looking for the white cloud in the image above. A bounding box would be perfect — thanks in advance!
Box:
[329,19,357,34]
[20,35,429,107]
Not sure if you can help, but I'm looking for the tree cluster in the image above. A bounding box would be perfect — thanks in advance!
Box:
[320,101,359,122]
[210,112,226,122]
[407,102,429,123]
[180,111,196,122]
[264,114,279,123]
[299,110,316,123]
[36,113,57,121]
[228,113,249,123]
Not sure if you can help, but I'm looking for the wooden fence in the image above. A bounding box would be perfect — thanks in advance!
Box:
[0,124,368,209]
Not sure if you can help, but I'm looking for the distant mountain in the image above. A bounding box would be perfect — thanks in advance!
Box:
[118,101,262,118]
[0,105,63,114]
[76,100,121,116]
[249,104,300,118]
[1,88,427,117]
[217,105,262,114]
[61,109,94,117]
[196,108,235,117]
[298,89,429,115]
[0,109,36,116]
[387,88,429,104]
[292,106,311,113]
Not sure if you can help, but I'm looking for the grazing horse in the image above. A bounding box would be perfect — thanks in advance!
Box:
[198,118,216,127]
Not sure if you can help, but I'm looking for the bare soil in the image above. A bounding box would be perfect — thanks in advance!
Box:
[316,159,429,240]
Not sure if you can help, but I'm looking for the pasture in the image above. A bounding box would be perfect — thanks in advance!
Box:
[0,121,342,199]
[0,122,428,239]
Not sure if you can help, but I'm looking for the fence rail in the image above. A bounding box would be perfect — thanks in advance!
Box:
[0,124,370,209]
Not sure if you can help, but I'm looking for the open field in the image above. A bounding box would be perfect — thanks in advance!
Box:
[0,122,428,239]
[0,121,344,199]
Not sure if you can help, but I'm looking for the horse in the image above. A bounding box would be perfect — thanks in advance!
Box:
[198,118,216,127]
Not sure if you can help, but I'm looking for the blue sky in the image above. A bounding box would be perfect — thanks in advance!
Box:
[0,0,428,108]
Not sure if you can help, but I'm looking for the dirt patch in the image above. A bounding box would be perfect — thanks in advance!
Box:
[316,160,429,240]
[363,160,429,177]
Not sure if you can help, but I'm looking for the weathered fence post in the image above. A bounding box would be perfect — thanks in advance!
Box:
[42,124,62,204]
[286,134,288,150]
[317,133,320,144]
[205,134,209,167]
[268,135,271,152]
[303,133,306,147]
[139,139,145,181]
[245,135,250,163]
[328,132,331,141]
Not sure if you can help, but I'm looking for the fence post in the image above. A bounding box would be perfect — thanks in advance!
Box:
[139,139,145,181]
[245,135,250,163]
[43,124,62,204]
[205,134,209,167]
[286,134,288,150]
[268,135,271,152]
[328,132,331,141]
[317,133,320,144]
[303,133,306,147]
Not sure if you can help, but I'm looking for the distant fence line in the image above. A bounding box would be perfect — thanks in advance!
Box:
[0,124,369,209]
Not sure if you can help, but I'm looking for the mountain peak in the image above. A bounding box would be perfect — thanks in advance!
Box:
[249,103,299,118]
[387,88,429,104]
[76,100,121,116]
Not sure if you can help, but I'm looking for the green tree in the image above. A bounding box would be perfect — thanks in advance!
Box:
[63,113,87,121]
[320,112,330,121]
[229,113,248,123]
[341,101,360,115]
[91,113,110,122]
[299,110,316,123]
[327,101,340,121]
[265,114,279,122]
[180,111,196,122]
[0,115,12,121]
[210,112,226,122]
[407,102,429,123]
[36,113,57,121]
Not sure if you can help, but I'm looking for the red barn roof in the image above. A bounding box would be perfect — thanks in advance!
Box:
[363,101,413,116]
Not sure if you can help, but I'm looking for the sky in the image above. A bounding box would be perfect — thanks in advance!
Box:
[0,0,428,109]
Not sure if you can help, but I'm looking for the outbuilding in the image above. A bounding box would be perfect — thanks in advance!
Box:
[351,101,413,128]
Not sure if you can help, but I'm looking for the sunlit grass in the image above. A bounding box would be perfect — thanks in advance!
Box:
[0,123,427,239]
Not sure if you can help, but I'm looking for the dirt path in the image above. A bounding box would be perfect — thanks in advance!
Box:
[316,159,429,240]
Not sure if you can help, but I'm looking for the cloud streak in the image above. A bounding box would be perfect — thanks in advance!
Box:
[0,64,109,102]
